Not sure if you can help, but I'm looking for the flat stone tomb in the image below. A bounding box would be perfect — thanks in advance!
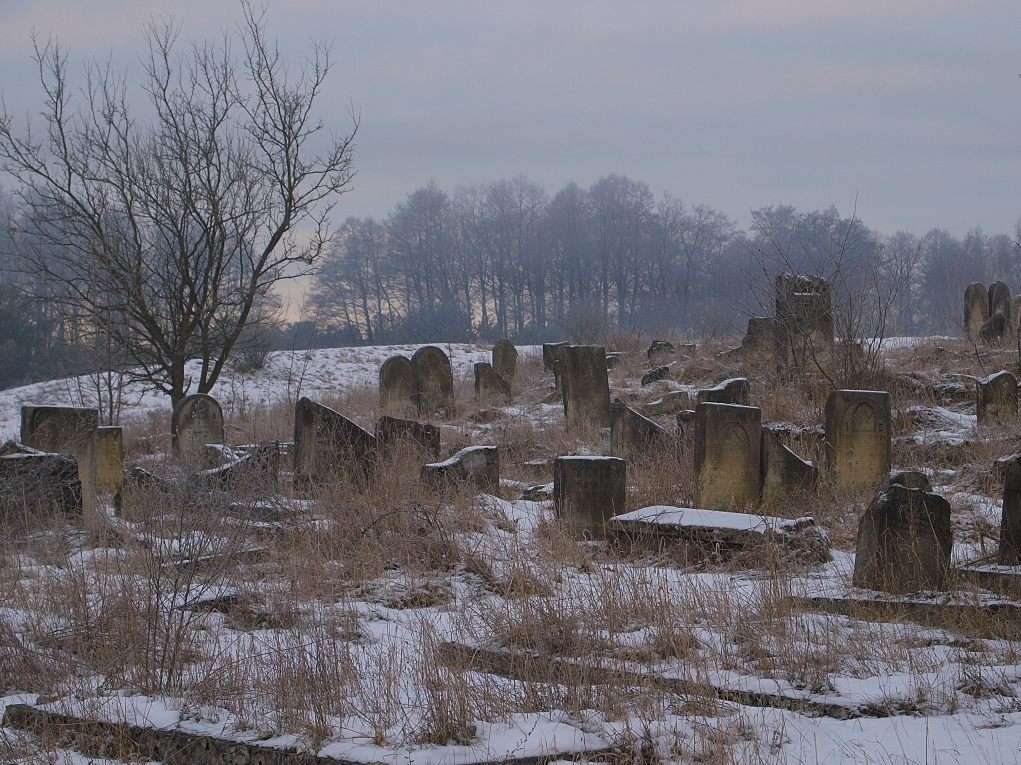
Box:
[422,445,499,493]
[609,505,819,550]
[474,362,512,406]
[964,282,990,340]
[693,403,761,510]
[412,346,454,416]
[553,455,626,538]
[977,370,1018,424]
[172,394,224,464]
[95,425,123,495]
[292,397,375,483]
[824,390,891,493]
[379,355,418,412]
[560,345,611,429]
[492,338,518,384]
[21,405,99,517]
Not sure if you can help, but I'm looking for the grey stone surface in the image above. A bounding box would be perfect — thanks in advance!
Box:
[376,416,440,458]
[737,317,776,366]
[775,273,834,374]
[171,394,224,464]
[643,390,692,416]
[95,425,123,495]
[543,341,570,373]
[641,366,671,386]
[474,362,512,405]
[989,280,1011,318]
[647,340,675,364]
[697,377,750,406]
[980,313,1007,345]
[964,282,990,340]
[977,370,1018,424]
[553,455,626,538]
[293,397,376,484]
[492,338,518,384]
[760,427,817,502]
[824,390,891,493]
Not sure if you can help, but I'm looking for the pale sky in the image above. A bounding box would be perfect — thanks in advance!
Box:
[1,0,1019,237]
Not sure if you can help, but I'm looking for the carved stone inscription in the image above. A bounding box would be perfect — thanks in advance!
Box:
[172,394,225,462]
[553,455,626,538]
[824,390,891,493]
[693,403,761,510]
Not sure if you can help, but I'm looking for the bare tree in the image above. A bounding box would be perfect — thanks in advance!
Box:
[0,2,356,404]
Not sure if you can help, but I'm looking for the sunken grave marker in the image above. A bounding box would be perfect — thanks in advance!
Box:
[171,393,224,464]
[474,362,512,406]
[422,445,499,493]
[976,370,1018,424]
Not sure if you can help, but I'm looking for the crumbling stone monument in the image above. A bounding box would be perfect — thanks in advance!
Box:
[95,426,123,495]
[852,472,953,593]
[824,390,891,493]
[492,338,518,384]
[293,397,376,484]
[736,317,776,366]
[964,282,990,340]
[379,355,418,413]
[697,378,750,407]
[693,403,761,510]
[561,345,611,429]
[610,398,671,458]
[172,394,224,463]
[760,427,817,502]
[474,362,512,406]
[0,444,82,523]
[553,455,626,537]
[977,370,1018,424]
[422,445,499,493]
[412,346,454,416]
[775,274,834,375]
[21,406,98,518]
[376,416,440,459]
[998,455,1021,565]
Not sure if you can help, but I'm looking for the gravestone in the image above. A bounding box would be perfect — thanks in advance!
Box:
[553,455,626,538]
[697,378,750,407]
[647,340,675,364]
[21,406,98,519]
[545,342,572,389]
[738,317,776,366]
[610,398,671,458]
[640,366,671,386]
[852,473,953,593]
[412,346,454,416]
[198,442,280,494]
[693,403,762,510]
[376,416,440,459]
[760,427,817,502]
[0,448,82,523]
[171,394,224,463]
[824,390,891,493]
[492,338,518,384]
[422,445,499,493]
[976,370,1018,424]
[379,355,418,413]
[989,281,1011,318]
[474,362,512,406]
[643,390,692,417]
[542,341,570,373]
[293,397,376,484]
[605,352,624,370]
[999,455,1021,565]
[964,282,989,340]
[95,426,123,495]
[980,313,1007,345]
[561,345,611,429]
[775,274,834,374]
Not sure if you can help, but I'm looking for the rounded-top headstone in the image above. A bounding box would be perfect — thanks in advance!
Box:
[412,345,454,416]
[964,282,989,340]
[379,355,418,412]
[172,393,224,459]
[492,338,518,384]
[989,281,1011,319]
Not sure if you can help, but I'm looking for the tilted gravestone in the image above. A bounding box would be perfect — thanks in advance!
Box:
[643,390,692,417]
[852,472,952,593]
[379,355,418,413]
[647,340,675,364]
[694,403,762,510]
[824,390,891,493]
[376,416,440,459]
[171,394,224,464]
[422,445,499,493]
[412,346,454,416]
[561,345,611,429]
[21,406,98,519]
[760,427,817,502]
[553,455,626,538]
[640,366,671,386]
[696,378,750,407]
[95,426,123,495]
[977,370,1018,424]
[610,398,671,458]
[474,362,512,406]
[989,281,1011,319]
[999,455,1021,565]
[492,338,518,384]
[964,282,989,340]
[775,273,834,374]
[293,397,376,485]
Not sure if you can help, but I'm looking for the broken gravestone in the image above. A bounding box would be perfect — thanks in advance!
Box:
[545,342,572,389]
[694,402,762,510]
[376,416,440,459]
[852,472,953,593]
[760,427,817,502]
[95,425,123,495]
[964,282,989,341]
[697,378,750,407]
[492,338,518,384]
[474,362,512,406]
[543,341,570,372]
[641,366,671,386]
[737,317,776,367]
[379,355,418,413]
[21,406,98,519]
[643,390,692,417]
[610,398,671,458]
[553,455,626,538]
[422,445,499,493]
[412,345,454,416]
[293,397,376,485]
[824,390,891,493]
[561,345,611,429]
[171,394,225,464]
[0,443,81,524]
[977,370,1018,424]
[647,340,675,364]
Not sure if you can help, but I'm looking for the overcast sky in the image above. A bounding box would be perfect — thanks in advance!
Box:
[1,0,1018,237]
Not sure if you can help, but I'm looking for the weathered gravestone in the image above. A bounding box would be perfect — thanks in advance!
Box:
[760,427,817,503]
[422,445,499,493]
[171,394,224,464]
[999,455,1021,565]
[647,340,675,364]
[21,406,98,518]
[610,398,671,458]
[542,341,570,373]
[643,390,692,417]
[980,313,1007,345]
[553,455,626,538]
[376,416,440,459]
[95,426,123,495]
[989,281,1011,319]
[640,366,671,386]
[492,338,518,384]
[412,346,454,416]
[474,362,512,406]
[198,442,280,494]
[0,446,82,524]
[544,342,572,389]
[964,282,990,340]
[852,472,953,593]
[561,345,611,429]
[293,397,376,485]
[697,378,750,407]
[977,370,1018,424]
[824,390,891,493]
[694,403,761,510]
[775,274,834,374]
[737,317,776,366]
[379,355,418,413]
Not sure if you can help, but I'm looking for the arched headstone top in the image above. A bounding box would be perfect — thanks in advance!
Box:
[172,393,224,459]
